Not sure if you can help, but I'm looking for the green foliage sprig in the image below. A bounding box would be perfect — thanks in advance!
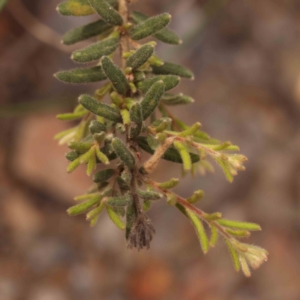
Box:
[55,0,268,276]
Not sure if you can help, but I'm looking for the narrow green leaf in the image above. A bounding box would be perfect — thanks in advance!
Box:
[68,141,93,153]
[87,149,96,175]
[137,75,180,93]
[129,103,143,139]
[150,117,171,133]
[62,20,112,45]
[140,80,165,120]
[148,55,164,66]
[186,209,209,254]
[166,193,177,206]
[173,141,192,171]
[74,193,99,201]
[225,240,241,272]
[187,190,204,204]
[137,190,163,201]
[79,147,95,164]
[54,126,77,140]
[126,44,155,70]
[151,62,194,79]
[137,136,200,164]
[226,229,251,238]
[106,206,125,229]
[95,148,109,164]
[79,94,122,122]
[56,111,87,121]
[88,0,123,26]
[209,225,219,247]
[158,178,179,189]
[72,38,119,63]
[67,194,101,216]
[95,82,112,98]
[112,137,135,169]
[106,194,132,207]
[57,0,94,16]
[55,66,107,84]
[131,11,181,45]
[121,109,130,125]
[67,157,80,173]
[101,56,129,95]
[130,12,172,41]
[240,255,251,277]
[110,91,123,106]
[143,200,151,211]
[86,202,105,226]
[161,93,194,106]
[203,212,222,221]
[215,158,234,182]
[93,168,115,183]
[179,122,201,137]
[66,151,79,161]
[217,219,261,231]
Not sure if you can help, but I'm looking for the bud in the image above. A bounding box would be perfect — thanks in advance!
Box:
[161,93,194,106]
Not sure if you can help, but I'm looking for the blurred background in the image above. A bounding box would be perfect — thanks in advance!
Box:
[1,0,300,299]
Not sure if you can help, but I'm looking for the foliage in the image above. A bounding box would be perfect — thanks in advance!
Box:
[55,0,268,276]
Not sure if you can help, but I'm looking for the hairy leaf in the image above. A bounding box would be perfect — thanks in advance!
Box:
[62,20,113,45]
[55,66,107,83]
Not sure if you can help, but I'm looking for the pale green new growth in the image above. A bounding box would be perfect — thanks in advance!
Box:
[55,0,268,276]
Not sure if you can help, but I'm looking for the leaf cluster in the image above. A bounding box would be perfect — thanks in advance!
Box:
[54,0,268,276]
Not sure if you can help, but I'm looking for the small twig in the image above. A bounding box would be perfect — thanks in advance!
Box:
[119,0,130,68]
[142,136,176,174]
[145,178,232,240]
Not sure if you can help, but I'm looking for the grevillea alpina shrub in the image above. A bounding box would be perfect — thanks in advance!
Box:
[54,0,268,276]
